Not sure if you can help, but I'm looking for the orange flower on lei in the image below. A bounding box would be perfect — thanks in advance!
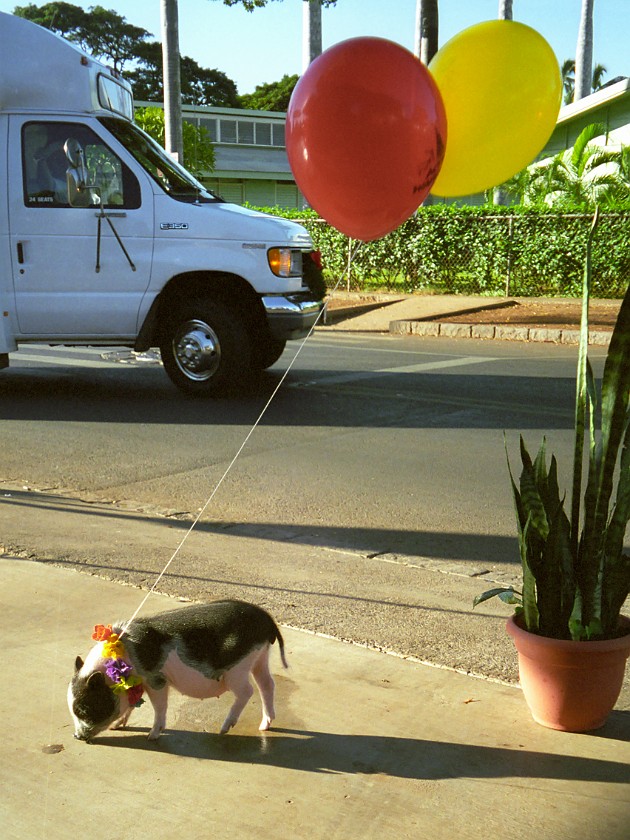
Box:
[92,624,113,641]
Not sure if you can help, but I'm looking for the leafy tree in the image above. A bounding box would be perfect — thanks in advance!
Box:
[13,1,86,36]
[79,5,153,72]
[14,2,153,71]
[127,43,239,107]
[135,106,216,177]
[180,56,239,106]
[126,41,164,102]
[239,74,298,111]
[17,4,239,108]
[217,0,337,9]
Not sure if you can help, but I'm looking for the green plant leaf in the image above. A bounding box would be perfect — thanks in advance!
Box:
[538,498,574,638]
[520,514,540,632]
[570,211,597,554]
[580,274,630,626]
[473,587,522,609]
[569,616,586,641]
[519,439,550,540]
[605,411,630,558]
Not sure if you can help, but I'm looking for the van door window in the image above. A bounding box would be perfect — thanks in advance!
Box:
[22,122,140,209]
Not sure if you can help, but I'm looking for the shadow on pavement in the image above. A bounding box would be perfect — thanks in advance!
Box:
[96,725,630,781]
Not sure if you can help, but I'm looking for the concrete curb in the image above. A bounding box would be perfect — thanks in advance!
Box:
[390,320,612,345]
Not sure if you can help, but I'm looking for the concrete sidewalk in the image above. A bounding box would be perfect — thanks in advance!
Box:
[3,556,629,840]
[319,294,616,345]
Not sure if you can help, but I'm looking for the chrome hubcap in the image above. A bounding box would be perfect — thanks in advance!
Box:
[173,320,220,381]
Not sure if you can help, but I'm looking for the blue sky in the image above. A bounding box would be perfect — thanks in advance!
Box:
[0,0,627,95]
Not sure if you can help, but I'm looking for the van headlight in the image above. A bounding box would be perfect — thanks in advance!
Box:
[268,248,303,278]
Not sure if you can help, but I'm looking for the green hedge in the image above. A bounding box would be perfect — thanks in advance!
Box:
[252,205,630,298]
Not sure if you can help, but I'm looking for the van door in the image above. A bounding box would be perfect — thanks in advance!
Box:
[8,117,153,338]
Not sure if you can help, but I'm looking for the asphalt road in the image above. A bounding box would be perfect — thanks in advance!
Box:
[0,332,600,541]
[2,333,624,695]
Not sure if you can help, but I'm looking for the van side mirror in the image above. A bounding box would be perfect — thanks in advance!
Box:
[64,137,82,167]
[64,138,93,207]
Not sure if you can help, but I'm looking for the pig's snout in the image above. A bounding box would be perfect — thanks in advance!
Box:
[71,719,100,742]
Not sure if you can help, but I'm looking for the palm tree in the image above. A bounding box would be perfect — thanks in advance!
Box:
[302,0,322,70]
[562,59,576,104]
[562,59,607,105]
[591,62,608,91]
[414,0,439,65]
[574,0,595,101]
[161,0,184,163]
[512,123,628,209]
[493,0,513,204]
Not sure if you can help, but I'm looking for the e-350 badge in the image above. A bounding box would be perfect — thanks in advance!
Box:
[160,222,189,230]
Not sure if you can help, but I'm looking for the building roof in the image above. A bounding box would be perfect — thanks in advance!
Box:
[540,76,630,156]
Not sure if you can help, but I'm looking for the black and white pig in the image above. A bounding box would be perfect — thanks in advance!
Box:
[68,600,288,742]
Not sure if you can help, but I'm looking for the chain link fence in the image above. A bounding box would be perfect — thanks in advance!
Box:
[297,211,630,299]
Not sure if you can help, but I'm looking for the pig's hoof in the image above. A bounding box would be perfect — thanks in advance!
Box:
[259,716,273,731]
[111,710,132,730]
[147,727,163,741]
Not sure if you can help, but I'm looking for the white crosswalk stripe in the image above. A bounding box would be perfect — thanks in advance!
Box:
[292,355,498,386]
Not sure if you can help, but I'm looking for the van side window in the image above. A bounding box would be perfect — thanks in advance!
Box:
[22,122,141,209]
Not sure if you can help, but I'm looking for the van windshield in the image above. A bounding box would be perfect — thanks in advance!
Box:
[99,117,221,203]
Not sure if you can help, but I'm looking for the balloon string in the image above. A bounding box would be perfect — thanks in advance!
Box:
[120,239,363,636]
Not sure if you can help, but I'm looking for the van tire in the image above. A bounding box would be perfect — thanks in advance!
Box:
[159,300,252,396]
[253,336,286,370]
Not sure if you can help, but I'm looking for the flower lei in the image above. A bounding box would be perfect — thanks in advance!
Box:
[92,625,144,707]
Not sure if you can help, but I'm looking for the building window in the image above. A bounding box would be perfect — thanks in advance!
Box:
[237,121,255,144]
[199,118,217,141]
[219,120,237,143]
[255,123,272,145]
[178,111,286,148]
[272,123,285,147]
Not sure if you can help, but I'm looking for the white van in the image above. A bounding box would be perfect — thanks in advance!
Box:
[0,12,324,395]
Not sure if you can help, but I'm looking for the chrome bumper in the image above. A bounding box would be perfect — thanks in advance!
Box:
[262,294,324,340]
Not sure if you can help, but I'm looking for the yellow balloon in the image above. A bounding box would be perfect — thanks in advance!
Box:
[429,20,562,197]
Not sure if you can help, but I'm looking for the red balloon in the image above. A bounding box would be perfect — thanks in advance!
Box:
[286,37,446,242]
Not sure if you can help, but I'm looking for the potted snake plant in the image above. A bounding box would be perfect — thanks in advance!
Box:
[475,209,630,731]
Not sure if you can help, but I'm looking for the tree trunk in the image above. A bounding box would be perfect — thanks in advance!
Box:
[302,0,322,72]
[414,0,439,65]
[494,0,513,205]
[161,0,184,163]
[574,0,595,101]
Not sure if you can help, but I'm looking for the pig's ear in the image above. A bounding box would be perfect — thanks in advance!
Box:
[87,671,107,689]
[74,656,84,672]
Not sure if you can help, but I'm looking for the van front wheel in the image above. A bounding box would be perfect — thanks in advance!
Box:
[160,301,251,396]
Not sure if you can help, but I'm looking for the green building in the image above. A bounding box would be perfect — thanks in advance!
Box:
[136,102,306,209]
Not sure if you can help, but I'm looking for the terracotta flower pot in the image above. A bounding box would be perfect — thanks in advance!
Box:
[506,614,630,732]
